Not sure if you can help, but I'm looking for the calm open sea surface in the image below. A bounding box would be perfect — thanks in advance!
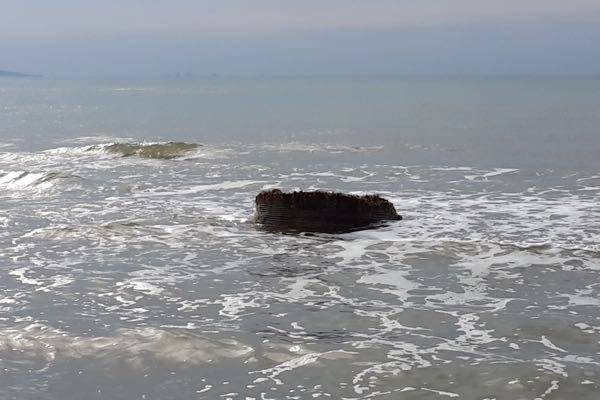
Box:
[0,76,599,399]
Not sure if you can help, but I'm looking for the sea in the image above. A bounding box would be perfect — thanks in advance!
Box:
[0,76,599,399]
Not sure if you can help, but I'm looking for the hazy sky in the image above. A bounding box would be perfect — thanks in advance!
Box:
[2,1,600,77]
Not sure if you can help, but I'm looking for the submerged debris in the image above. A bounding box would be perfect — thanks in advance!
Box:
[255,189,402,233]
[105,142,200,159]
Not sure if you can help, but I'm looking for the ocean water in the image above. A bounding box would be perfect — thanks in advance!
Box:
[0,76,599,399]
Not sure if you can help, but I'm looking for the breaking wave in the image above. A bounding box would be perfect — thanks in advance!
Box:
[40,141,202,160]
[0,170,80,192]
[103,142,201,159]
[255,142,384,153]
[0,323,254,372]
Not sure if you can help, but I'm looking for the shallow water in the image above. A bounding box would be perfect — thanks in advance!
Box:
[0,77,599,399]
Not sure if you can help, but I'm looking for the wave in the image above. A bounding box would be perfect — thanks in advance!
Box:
[62,135,138,145]
[256,142,384,154]
[253,141,460,154]
[42,141,201,160]
[102,142,201,159]
[465,168,519,181]
[0,324,253,371]
[0,170,80,192]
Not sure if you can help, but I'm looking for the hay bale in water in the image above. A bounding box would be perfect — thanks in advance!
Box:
[255,189,402,233]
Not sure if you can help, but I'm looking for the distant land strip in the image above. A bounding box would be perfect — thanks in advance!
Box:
[0,70,42,78]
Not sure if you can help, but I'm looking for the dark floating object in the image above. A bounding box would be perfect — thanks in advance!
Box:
[255,189,402,233]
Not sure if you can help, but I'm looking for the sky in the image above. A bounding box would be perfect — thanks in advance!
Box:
[2,0,600,77]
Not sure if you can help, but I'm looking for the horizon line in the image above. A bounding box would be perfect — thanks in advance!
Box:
[6,72,599,81]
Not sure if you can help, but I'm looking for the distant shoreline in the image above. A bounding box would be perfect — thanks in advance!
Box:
[0,70,42,78]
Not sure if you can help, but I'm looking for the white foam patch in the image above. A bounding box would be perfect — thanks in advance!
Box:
[282,277,320,300]
[357,269,419,303]
[465,168,519,181]
[420,388,460,398]
[287,170,378,183]
[535,359,568,377]
[182,146,245,160]
[258,142,384,154]
[117,281,164,296]
[253,350,355,385]
[327,239,376,265]
[564,289,600,307]
[540,336,567,353]
[538,380,560,398]
[63,135,138,145]
[431,167,474,171]
[0,171,55,191]
[42,144,109,157]
[9,268,44,286]
[574,322,600,334]
[218,293,267,320]
[454,313,497,346]
[133,180,266,197]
